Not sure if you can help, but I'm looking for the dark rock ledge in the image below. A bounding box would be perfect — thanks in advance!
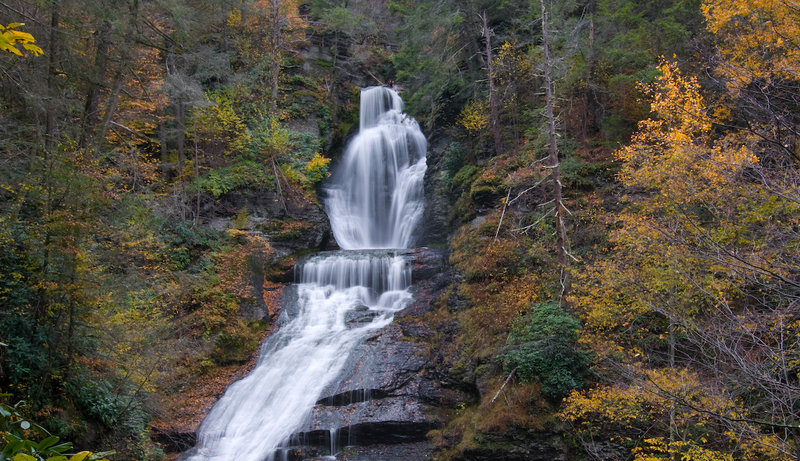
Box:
[279,248,450,460]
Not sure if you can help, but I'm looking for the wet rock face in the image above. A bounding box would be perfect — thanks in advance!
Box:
[282,249,449,460]
[202,188,334,256]
[419,131,454,246]
[290,322,439,457]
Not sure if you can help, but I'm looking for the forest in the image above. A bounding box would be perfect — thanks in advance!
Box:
[0,0,798,459]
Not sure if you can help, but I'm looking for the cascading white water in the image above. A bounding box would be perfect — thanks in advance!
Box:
[326,86,427,249]
[183,86,426,460]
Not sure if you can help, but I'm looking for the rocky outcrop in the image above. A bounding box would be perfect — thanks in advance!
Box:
[455,428,570,461]
[419,131,454,246]
[279,248,450,460]
[204,188,334,256]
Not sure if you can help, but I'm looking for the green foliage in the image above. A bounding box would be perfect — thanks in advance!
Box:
[192,91,251,157]
[232,207,249,230]
[287,132,323,167]
[390,1,470,126]
[0,401,112,461]
[211,320,265,364]
[197,161,273,198]
[441,142,465,189]
[588,0,703,142]
[449,165,478,195]
[468,171,504,207]
[319,7,360,36]
[560,157,620,192]
[62,373,156,459]
[160,221,223,272]
[499,302,590,401]
[304,153,331,185]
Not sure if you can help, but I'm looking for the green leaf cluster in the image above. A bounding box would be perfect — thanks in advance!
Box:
[0,401,112,461]
[499,302,591,401]
[196,161,274,198]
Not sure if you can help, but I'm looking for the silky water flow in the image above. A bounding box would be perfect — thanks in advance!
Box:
[183,86,427,460]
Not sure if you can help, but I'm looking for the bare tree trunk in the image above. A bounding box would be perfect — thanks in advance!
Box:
[93,65,126,153]
[92,2,139,155]
[541,0,569,300]
[668,320,677,460]
[458,0,485,73]
[481,12,503,156]
[270,0,282,114]
[176,100,186,170]
[582,0,597,146]
[165,44,186,173]
[45,0,62,151]
[193,119,201,226]
[80,20,112,148]
[272,158,288,214]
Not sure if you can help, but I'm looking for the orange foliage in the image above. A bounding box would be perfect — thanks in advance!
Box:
[217,232,274,300]
[703,0,800,91]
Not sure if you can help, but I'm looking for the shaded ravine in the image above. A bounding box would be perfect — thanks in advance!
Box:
[182,87,429,460]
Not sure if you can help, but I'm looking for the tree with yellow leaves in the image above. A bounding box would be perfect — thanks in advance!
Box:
[566,59,800,459]
[703,0,800,166]
[703,0,800,89]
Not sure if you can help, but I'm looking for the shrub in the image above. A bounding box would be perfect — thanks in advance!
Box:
[469,170,504,207]
[196,161,273,198]
[499,302,591,401]
[0,401,112,461]
[449,164,478,195]
[441,142,465,188]
[304,153,331,185]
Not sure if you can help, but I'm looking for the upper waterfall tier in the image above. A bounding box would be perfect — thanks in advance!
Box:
[325,86,427,250]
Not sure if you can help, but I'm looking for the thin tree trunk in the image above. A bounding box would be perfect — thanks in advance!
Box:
[481,12,503,156]
[582,0,596,145]
[176,100,186,170]
[490,368,517,404]
[459,0,485,72]
[92,2,138,154]
[541,0,569,299]
[92,64,126,153]
[494,188,511,242]
[270,0,282,114]
[272,158,288,214]
[80,20,112,148]
[668,320,679,460]
[194,119,201,225]
[64,252,78,380]
[45,0,62,151]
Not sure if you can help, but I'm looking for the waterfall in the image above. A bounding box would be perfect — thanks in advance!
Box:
[326,86,427,249]
[183,86,426,461]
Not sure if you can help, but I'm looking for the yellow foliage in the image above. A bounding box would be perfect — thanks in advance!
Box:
[0,23,43,57]
[567,58,799,459]
[559,367,789,460]
[227,8,243,27]
[617,60,756,205]
[703,0,800,91]
[193,92,251,157]
[493,40,532,88]
[304,152,331,184]
[457,99,489,134]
